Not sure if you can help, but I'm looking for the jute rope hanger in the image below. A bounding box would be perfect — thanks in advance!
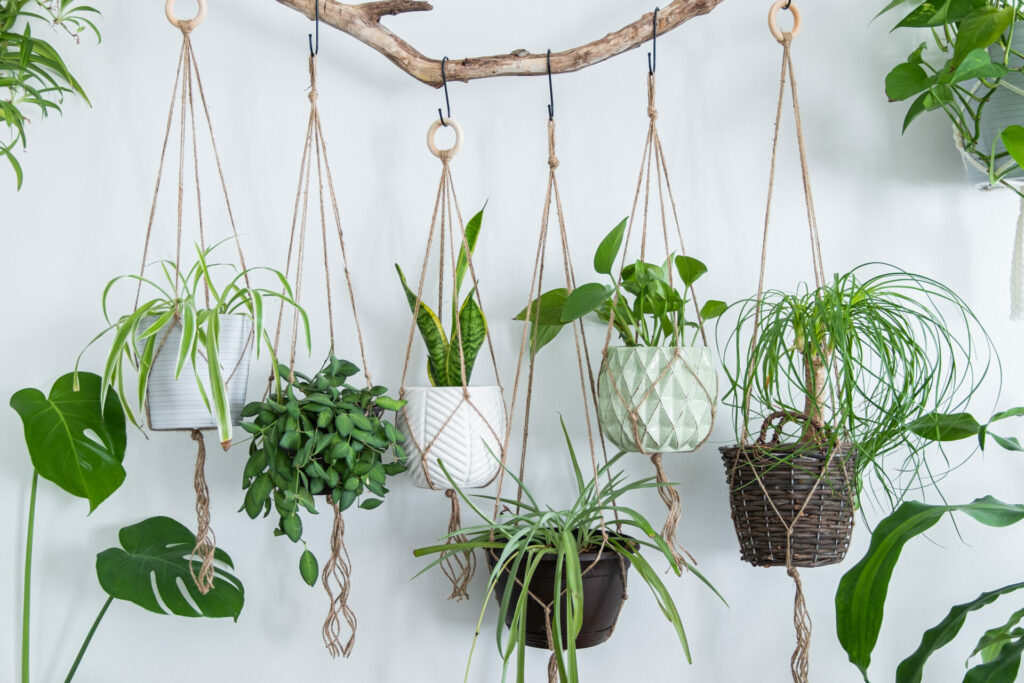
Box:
[133,0,255,595]
[265,36,372,658]
[730,4,854,682]
[397,110,511,601]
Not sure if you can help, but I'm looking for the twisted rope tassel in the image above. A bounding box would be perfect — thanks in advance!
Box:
[548,653,559,683]
[439,489,475,601]
[1012,195,1024,321]
[189,429,216,594]
[787,565,812,683]
[322,502,357,658]
[650,454,696,572]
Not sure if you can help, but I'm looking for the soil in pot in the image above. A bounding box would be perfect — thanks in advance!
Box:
[720,443,857,568]
[485,536,631,650]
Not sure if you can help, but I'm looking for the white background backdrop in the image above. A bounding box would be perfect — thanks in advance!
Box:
[3,1,1024,681]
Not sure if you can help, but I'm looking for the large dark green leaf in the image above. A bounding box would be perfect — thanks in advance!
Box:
[952,7,1014,68]
[396,264,449,386]
[836,497,1024,679]
[561,283,612,323]
[10,372,126,511]
[444,292,487,386]
[95,516,244,620]
[455,207,485,296]
[886,63,932,101]
[895,583,1024,683]
[964,636,1024,683]
[906,412,982,441]
[593,218,627,275]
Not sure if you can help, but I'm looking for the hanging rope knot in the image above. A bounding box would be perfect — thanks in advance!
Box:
[439,149,453,163]
[548,154,560,169]
[308,88,319,104]
[323,502,357,658]
[189,429,216,595]
[782,32,794,47]
[441,488,475,601]
[647,106,659,121]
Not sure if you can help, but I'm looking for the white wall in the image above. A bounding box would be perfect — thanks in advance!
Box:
[3,1,1024,681]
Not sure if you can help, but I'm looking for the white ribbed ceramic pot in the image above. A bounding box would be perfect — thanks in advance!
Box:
[597,346,717,454]
[963,26,1024,188]
[139,314,253,431]
[398,386,505,490]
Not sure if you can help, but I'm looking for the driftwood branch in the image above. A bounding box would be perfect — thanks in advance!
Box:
[275,0,726,87]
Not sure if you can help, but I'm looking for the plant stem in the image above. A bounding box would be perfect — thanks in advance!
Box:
[21,470,38,683]
[64,596,114,683]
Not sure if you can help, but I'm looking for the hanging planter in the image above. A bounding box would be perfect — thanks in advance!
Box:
[399,385,504,489]
[598,346,716,454]
[140,314,253,432]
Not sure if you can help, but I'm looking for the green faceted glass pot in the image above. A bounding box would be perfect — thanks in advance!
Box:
[597,346,717,454]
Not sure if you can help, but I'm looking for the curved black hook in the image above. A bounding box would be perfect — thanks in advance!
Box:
[546,49,554,120]
[648,7,659,74]
[782,0,792,8]
[438,56,451,127]
[308,0,319,56]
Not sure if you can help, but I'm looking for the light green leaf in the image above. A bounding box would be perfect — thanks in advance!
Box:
[952,7,1014,69]
[907,412,982,441]
[299,549,318,586]
[674,255,708,288]
[561,283,612,323]
[594,218,627,275]
[886,62,932,101]
[1000,126,1024,170]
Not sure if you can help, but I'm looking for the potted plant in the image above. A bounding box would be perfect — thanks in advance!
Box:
[880,0,1024,187]
[413,419,721,682]
[239,355,407,583]
[719,265,993,567]
[516,219,726,454]
[395,207,504,489]
[77,241,307,450]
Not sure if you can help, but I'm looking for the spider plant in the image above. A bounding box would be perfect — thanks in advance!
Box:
[720,263,995,509]
[76,240,309,449]
[413,419,722,683]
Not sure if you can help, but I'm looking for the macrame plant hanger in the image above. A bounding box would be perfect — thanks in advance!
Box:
[490,53,628,683]
[265,4,370,658]
[134,0,254,595]
[398,74,510,601]
[731,3,850,681]
[598,9,713,572]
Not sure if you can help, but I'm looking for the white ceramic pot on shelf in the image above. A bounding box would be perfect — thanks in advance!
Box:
[597,346,717,454]
[398,385,505,490]
[139,314,254,432]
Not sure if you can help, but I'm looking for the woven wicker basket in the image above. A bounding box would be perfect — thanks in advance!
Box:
[720,435,856,568]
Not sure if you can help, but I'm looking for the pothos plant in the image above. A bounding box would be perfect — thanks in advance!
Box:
[76,241,308,449]
[240,356,407,585]
[2,0,100,188]
[881,0,1024,187]
[515,218,727,355]
[720,264,994,508]
[396,207,486,386]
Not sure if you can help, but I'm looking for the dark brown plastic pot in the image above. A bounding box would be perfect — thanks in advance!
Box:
[485,536,631,650]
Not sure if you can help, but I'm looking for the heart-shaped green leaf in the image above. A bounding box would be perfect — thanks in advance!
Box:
[10,372,127,511]
[95,516,244,620]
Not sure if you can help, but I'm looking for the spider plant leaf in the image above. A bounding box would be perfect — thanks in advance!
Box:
[396,264,449,386]
[204,314,232,449]
[175,304,197,379]
[136,335,156,409]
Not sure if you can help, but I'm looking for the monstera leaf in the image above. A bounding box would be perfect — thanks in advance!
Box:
[10,372,127,511]
[96,516,244,620]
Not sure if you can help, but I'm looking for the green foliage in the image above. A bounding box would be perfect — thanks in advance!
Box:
[413,419,723,682]
[77,241,309,449]
[240,356,407,585]
[96,516,245,620]
[721,264,993,508]
[880,0,1024,186]
[10,371,126,511]
[1,0,100,189]
[516,219,725,355]
[396,207,488,386]
[908,406,1024,451]
[834,497,1024,681]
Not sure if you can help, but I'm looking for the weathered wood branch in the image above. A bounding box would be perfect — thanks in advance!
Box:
[275,0,726,87]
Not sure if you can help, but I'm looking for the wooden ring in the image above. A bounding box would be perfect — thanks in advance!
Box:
[165,0,207,31]
[427,117,463,159]
[768,0,801,44]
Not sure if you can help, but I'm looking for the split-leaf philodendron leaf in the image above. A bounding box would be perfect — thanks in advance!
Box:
[10,372,127,511]
[95,516,244,620]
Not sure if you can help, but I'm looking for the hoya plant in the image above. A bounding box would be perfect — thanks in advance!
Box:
[880,0,1024,186]
[240,356,407,585]
[516,218,727,355]
[396,207,486,386]
[77,241,308,449]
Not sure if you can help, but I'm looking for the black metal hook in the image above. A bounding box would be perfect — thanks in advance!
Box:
[782,0,792,9]
[308,0,319,56]
[648,7,659,74]
[438,56,451,126]
[546,49,554,120]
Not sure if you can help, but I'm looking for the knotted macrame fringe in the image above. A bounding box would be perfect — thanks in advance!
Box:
[1012,195,1024,320]
[322,502,357,658]
[189,429,216,594]
[650,454,695,572]
[441,489,475,601]
[787,566,811,683]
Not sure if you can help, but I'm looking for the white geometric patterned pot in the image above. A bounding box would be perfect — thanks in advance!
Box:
[397,386,505,490]
[597,346,717,454]
[139,314,254,432]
